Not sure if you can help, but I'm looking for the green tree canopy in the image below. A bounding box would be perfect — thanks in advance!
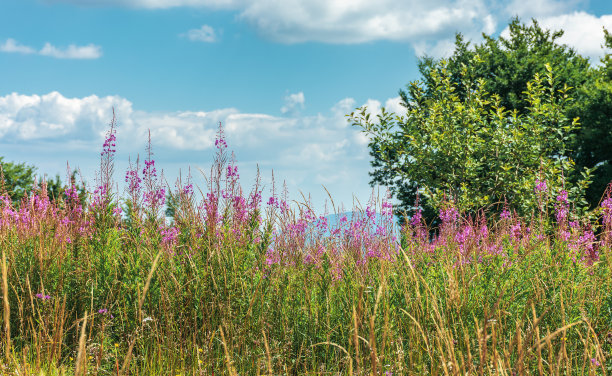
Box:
[0,156,37,203]
[353,18,612,222]
[351,62,588,221]
[0,157,84,205]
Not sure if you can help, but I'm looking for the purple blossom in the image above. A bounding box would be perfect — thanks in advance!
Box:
[534,179,547,192]
[125,168,142,194]
[410,209,422,227]
[267,196,278,207]
[182,184,193,196]
[227,165,239,178]
[381,201,393,216]
[215,138,227,149]
[555,190,569,223]
[511,222,522,240]
[160,226,180,249]
[35,293,51,300]
[556,190,568,203]
[440,206,459,224]
[101,132,117,156]
[365,206,376,220]
[265,248,280,266]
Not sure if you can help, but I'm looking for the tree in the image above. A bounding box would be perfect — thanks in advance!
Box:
[570,29,612,206]
[0,157,37,204]
[351,61,588,221]
[0,157,85,206]
[354,18,611,222]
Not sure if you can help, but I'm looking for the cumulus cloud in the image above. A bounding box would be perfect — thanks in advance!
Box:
[0,38,102,59]
[239,0,495,46]
[280,92,305,115]
[0,90,392,211]
[0,92,131,141]
[44,0,497,55]
[0,38,36,54]
[182,25,218,42]
[533,12,612,61]
[43,0,612,59]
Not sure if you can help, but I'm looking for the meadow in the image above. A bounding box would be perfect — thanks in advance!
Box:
[0,119,611,375]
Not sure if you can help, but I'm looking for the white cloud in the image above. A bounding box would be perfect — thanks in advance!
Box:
[384,97,404,115]
[39,42,102,59]
[534,12,612,61]
[0,38,36,54]
[238,0,494,46]
[0,90,392,212]
[0,92,131,140]
[44,0,497,55]
[280,92,305,115]
[182,25,218,42]
[39,0,611,62]
[1,38,102,59]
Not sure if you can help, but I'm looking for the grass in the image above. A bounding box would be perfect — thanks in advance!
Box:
[0,121,610,375]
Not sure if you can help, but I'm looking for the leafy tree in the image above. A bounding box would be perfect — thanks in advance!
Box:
[0,156,85,205]
[570,29,612,206]
[351,62,591,222]
[0,157,37,203]
[355,18,611,222]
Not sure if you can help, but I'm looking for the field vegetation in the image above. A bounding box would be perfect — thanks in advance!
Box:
[0,18,611,375]
[0,119,610,375]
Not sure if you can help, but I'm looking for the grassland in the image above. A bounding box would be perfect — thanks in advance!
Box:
[0,123,610,375]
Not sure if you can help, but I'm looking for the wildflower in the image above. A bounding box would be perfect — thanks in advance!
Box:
[410,209,422,227]
[98,308,108,314]
[160,226,180,251]
[125,166,142,196]
[366,205,376,220]
[534,179,547,192]
[555,189,569,223]
[35,293,51,300]
[381,201,393,216]
[440,206,459,223]
[591,358,601,367]
[182,184,193,196]
[267,196,278,207]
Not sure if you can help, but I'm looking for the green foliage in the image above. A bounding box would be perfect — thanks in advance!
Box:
[570,29,612,206]
[351,61,588,217]
[358,18,612,221]
[0,156,37,203]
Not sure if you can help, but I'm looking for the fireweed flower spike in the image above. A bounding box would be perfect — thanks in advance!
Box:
[534,179,547,192]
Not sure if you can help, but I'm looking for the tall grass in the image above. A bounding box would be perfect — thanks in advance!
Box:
[0,118,610,375]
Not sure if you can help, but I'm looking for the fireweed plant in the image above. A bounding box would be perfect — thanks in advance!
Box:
[0,117,610,375]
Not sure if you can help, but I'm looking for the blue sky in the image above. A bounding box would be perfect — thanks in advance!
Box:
[1,0,611,213]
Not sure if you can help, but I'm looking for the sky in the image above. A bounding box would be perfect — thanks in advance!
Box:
[1,0,611,213]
